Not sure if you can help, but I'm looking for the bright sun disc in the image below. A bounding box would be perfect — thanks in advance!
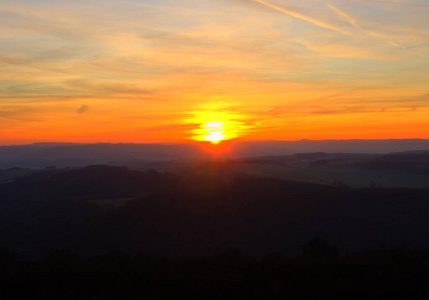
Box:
[203,122,226,144]
[188,104,253,144]
[206,122,223,128]
[205,131,226,143]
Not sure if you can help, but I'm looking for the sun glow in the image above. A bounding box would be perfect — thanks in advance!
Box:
[187,103,254,144]
[203,122,226,144]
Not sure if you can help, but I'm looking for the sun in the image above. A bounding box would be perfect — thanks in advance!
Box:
[187,103,254,144]
[203,122,227,144]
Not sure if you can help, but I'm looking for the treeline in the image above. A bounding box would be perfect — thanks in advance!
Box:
[1,243,429,299]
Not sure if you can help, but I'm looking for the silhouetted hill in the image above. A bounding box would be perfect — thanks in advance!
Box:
[0,143,206,169]
[1,139,429,168]
[201,151,429,188]
[0,165,175,202]
[2,245,429,299]
[233,139,429,157]
[1,166,429,258]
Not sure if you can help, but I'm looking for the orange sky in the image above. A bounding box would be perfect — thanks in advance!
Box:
[1,0,428,145]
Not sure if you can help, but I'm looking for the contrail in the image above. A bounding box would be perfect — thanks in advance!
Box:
[327,3,400,47]
[254,0,350,35]
[359,0,429,8]
[327,3,361,30]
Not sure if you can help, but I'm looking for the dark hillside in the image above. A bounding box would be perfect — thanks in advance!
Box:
[0,166,429,258]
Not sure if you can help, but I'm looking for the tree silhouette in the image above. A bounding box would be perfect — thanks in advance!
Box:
[302,238,339,259]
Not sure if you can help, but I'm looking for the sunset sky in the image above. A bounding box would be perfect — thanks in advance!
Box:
[0,0,428,145]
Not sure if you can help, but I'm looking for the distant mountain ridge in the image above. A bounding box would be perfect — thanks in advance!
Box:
[0,143,205,169]
[1,139,429,169]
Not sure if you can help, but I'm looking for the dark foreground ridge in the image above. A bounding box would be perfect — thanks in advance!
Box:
[1,165,429,257]
[1,164,429,298]
[1,246,429,299]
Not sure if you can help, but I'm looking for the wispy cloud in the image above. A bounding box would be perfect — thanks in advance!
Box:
[357,0,429,8]
[327,3,400,47]
[263,92,429,117]
[77,104,90,114]
[254,0,351,35]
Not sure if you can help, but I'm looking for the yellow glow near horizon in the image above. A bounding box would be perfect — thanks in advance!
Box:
[187,103,254,143]
[205,131,226,143]
[206,122,223,128]
[203,122,226,144]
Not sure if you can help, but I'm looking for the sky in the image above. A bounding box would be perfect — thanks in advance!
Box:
[0,0,428,145]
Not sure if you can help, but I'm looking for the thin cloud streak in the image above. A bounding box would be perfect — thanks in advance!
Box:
[254,0,351,35]
[327,3,400,47]
[357,0,429,8]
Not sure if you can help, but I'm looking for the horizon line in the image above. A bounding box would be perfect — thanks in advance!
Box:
[1,138,429,147]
